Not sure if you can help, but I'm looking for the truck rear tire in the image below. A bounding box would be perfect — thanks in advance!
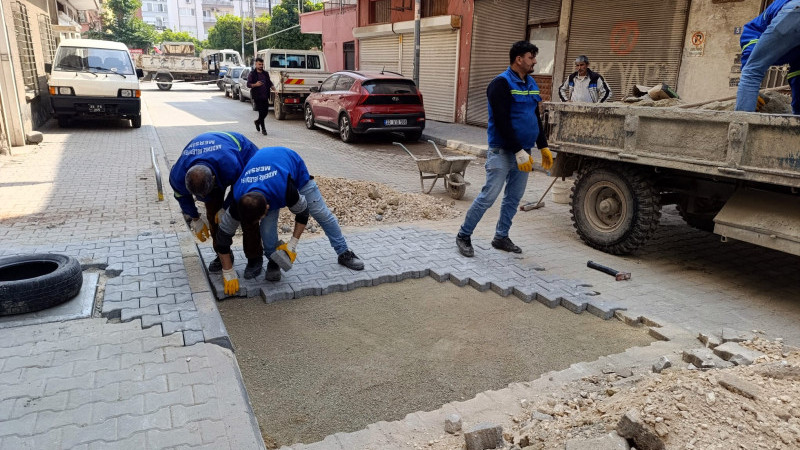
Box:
[274,96,286,120]
[571,162,661,255]
[131,115,142,128]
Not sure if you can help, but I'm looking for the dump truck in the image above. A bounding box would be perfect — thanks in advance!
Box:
[545,102,800,256]
[256,48,329,120]
[136,42,242,91]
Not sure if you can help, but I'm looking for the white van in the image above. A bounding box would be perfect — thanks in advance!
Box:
[46,39,144,128]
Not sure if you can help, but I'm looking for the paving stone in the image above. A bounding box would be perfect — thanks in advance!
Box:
[512,285,536,303]
[561,295,589,314]
[139,295,177,308]
[651,356,672,374]
[162,318,202,336]
[616,409,664,450]
[141,312,181,328]
[682,348,732,370]
[565,431,630,450]
[159,301,196,315]
[586,297,626,320]
[468,276,491,292]
[463,422,504,450]
[718,373,762,400]
[489,280,514,297]
[721,328,757,343]
[713,342,765,365]
[698,332,723,349]
[121,305,159,322]
[444,413,462,434]
[183,330,204,346]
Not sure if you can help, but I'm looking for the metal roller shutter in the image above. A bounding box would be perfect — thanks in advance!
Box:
[359,35,401,72]
[417,30,458,122]
[466,0,528,126]
[529,0,561,25]
[564,0,689,101]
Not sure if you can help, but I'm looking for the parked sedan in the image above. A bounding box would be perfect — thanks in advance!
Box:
[237,67,254,108]
[303,71,425,143]
[223,66,245,99]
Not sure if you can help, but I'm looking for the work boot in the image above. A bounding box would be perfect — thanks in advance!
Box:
[337,250,364,270]
[491,236,522,253]
[243,257,263,279]
[261,128,268,136]
[456,234,474,257]
[254,120,260,131]
[207,253,233,273]
[265,259,281,282]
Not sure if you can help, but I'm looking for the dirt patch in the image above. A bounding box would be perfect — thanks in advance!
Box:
[218,277,654,448]
[277,176,460,234]
[423,338,800,449]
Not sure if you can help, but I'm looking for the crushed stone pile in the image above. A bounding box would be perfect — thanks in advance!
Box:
[277,176,460,234]
[417,337,800,450]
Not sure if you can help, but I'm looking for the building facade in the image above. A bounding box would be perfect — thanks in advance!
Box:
[299,0,357,73]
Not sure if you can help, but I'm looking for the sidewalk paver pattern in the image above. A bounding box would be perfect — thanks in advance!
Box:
[1,83,799,448]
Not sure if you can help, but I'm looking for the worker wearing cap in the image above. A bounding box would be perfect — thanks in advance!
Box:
[214,146,364,295]
[558,55,612,103]
[735,0,800,114]
[169,131,264,279]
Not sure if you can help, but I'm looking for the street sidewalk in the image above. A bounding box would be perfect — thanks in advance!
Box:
[422,120,489,157]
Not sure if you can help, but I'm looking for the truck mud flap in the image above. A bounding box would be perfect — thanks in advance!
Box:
[713,189,800,256]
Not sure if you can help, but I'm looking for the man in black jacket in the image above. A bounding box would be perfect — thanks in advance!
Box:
[247,57,274,135]
[558,55,611,103]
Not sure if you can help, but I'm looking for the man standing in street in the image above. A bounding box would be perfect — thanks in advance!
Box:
[214,146,364,295]
[735,0,800,115]
[169,131,265,279]
[558,55,612,103]
[247,57,274,135]
[456,41,553,258]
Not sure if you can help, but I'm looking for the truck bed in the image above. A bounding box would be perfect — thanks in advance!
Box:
[546,102,800,189]
[271,69,330,94]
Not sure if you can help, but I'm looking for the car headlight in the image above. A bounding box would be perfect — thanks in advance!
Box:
[49,86,74,95]
[119,89,133,97]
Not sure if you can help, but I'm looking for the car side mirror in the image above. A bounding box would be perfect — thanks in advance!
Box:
[45,63,52,73]
[136,68,144,78]
[310,86,319,93]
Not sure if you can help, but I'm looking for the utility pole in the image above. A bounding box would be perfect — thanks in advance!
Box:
[240,0,245,63]
[413,0,420,85]
[251,0,257,57]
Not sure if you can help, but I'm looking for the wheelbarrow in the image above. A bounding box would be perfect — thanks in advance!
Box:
[393,140,475,200]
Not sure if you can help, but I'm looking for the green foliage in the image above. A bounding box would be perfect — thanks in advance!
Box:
[157,29,206,55]
[264,0,322,50]
[207,14,270,60]
[84,0,158,50]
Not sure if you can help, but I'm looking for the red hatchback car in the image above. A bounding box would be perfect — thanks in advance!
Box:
[304,70,425,143]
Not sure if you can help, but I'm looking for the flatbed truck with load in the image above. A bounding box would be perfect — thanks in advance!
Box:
[136,42,242,91]
[255,48,329,120]
[545,102,800,256]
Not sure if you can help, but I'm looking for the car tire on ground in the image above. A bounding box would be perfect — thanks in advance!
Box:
[239,91,247,102]
[274,96,286,120]
[57,117,70,128]
[339,114,355,143]
[571,162,661,255]
[304,104,316,130]
[131,115,142,128]
[0,254,83,316]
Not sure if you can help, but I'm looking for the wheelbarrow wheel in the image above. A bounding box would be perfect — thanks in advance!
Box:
[447,173,467,200]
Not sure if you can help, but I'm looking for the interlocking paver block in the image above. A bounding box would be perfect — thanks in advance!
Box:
[121,305,160,322]
[61,418,118,448]
[183,330,204,346]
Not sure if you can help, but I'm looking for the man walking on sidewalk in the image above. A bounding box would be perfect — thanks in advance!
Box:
[456,41,553,257]
[214,146,364,295]
[169,131,265,279]
[247,57,274,135]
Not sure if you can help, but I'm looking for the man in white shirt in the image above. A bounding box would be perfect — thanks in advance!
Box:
[558,56,611,103]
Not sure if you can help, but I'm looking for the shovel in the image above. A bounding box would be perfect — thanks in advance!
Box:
[520,177,559,211]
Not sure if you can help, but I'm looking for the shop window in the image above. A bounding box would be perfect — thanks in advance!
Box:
[369,0,390,24]
[11,1,39,95]
[421,0,446,17]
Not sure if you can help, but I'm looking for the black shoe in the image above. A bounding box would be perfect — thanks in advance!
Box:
[254,120,260,131]
[207,254,233,273]
[261,128,268,136]
[337,250,364,270]
[244,257,263,279]
[456,234,474,257]
[265,259,281,282]
[491,236,522,253]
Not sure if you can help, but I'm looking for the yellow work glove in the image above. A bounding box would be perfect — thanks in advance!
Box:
[515,150,534,172]
[189,216,210,242]
[756,95,766,112]
[222,268,239,295]
[540,147,554,171]
[276,241,297,264]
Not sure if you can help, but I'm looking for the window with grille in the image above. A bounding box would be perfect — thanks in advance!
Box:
[421,0,446,17]
[38,13,56,64]
[369,0,390,24]
[11,1,39,95]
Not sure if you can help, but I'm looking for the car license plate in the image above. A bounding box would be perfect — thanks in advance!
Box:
[384,119,407,126]
[88,104,104,112]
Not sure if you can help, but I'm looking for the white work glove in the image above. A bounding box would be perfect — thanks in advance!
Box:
[222,268,239,295]
[189,216,211,242]
[515,150,534,172]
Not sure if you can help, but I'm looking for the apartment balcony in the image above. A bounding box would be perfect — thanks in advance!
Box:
[201,0,234,8]
[203,16,216,23]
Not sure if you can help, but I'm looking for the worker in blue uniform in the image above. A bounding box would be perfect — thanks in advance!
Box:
[169,131,264,278]
[735,0,800,114]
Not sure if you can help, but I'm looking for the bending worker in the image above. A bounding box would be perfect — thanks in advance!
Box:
[168,131,265,279]
[215,146,364,295]
[735,0,800,114]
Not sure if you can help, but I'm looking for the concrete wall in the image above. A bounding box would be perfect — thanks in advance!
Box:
[300,8,357,73]
[0,0,53,146]
[676,0,761,103]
